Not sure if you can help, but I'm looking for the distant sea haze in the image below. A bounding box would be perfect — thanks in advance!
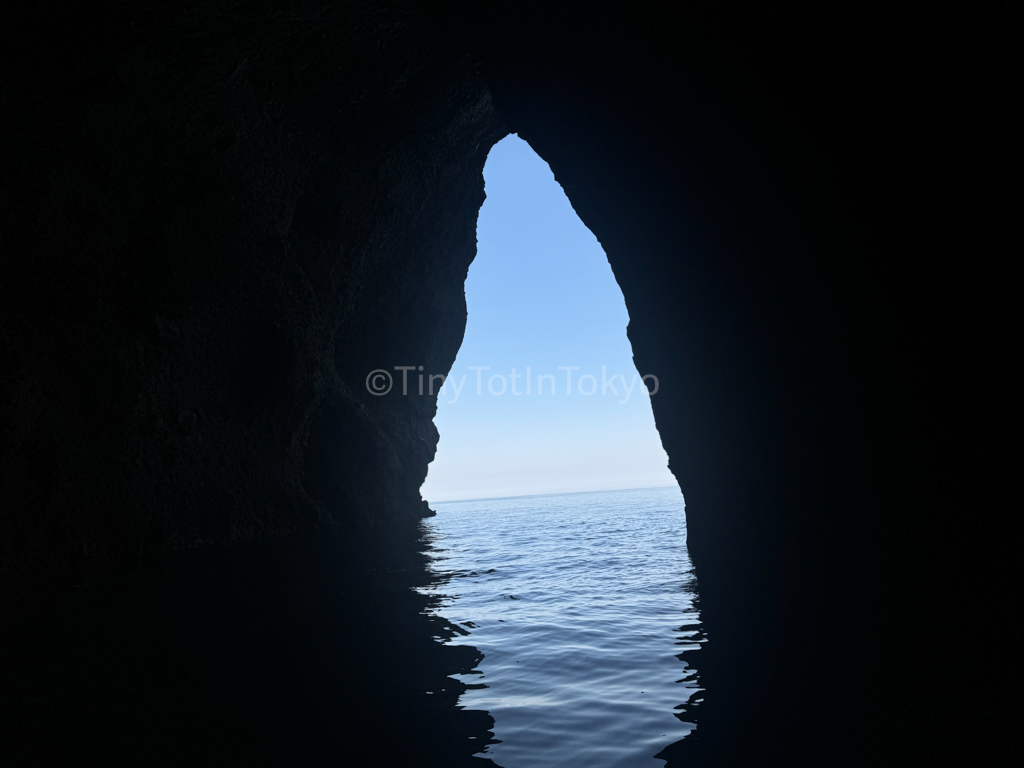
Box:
[419,486,703,767]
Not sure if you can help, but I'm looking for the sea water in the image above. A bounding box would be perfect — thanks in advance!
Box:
[419,486,703,767]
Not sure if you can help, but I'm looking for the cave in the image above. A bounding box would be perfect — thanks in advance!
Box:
[0,2,1011,766]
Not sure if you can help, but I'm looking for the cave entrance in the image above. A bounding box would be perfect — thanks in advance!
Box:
[422,134,675,502]
[417,136,701,766]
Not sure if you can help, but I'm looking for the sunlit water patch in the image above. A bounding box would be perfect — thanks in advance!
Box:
[418,486,704,767]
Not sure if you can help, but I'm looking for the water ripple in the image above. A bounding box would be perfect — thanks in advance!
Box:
[418,487,703,767]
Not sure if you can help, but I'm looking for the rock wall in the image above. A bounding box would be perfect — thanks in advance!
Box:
[2,1,505,586]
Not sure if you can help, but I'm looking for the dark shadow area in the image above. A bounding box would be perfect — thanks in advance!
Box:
[1,526,497,767]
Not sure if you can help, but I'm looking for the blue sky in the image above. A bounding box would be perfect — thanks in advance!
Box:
[420,135,677,502]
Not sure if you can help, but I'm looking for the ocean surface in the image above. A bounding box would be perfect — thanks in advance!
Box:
[419,486,704,767]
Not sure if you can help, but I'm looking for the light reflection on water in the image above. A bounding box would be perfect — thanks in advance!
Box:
[418,486,704,767]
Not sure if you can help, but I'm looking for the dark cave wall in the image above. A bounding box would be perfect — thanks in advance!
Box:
[1,1,505,584]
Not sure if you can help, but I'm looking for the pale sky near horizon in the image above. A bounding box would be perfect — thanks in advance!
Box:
[420,135,678,503]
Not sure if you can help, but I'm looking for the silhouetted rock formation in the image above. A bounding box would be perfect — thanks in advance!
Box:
[1,2,1010,766]
[2,2,504,583]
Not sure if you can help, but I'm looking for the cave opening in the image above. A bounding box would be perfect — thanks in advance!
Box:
[422,134,675,502]
[416,135,702,765]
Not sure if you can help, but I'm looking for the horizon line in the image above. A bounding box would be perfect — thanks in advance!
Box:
[427,484,680,506]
